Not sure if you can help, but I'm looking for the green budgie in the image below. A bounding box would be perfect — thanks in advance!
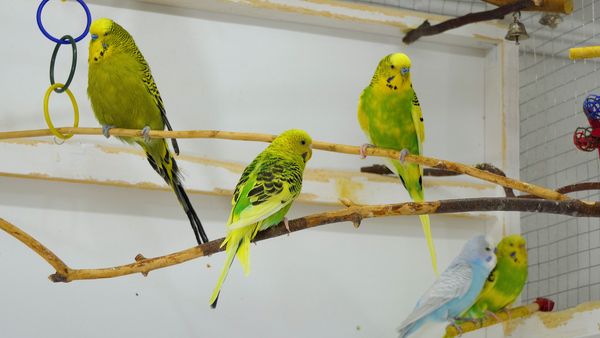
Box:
[358,53,437,275]
[87,18,208,244]
[460,234,528,320]
[209,129,313,308]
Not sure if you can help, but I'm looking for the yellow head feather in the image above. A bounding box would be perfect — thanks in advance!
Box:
[90,18,114,37]
[371,53,412,91]
[270,129,313,163]
[497,234,527,267]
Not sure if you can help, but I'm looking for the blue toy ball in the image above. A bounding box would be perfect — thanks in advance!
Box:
[583,94,600,121]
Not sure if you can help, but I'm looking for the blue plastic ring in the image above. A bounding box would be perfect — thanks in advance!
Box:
[36,0,92,44]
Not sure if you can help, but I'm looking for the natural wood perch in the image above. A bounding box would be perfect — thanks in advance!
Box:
[1,193,598,282]
[0,126,568,202]
[483,0,573,13]
[403,0,534,44]
[362,163,516,197]
[444,297,555,337]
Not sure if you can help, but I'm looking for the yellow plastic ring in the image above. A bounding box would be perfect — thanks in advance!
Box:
[43,83,80,140]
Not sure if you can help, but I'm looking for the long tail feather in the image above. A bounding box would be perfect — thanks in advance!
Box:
[210,226,254,308]
[419,214,438,276]
[392,159,438,276]
[209,237,240,308]
[143,140,209,244]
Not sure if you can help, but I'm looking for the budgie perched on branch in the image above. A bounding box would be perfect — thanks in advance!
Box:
[460,234,528,320]
[209,129,313,308]
[357,53,438,275]
[397,235,497,338]
[87,18,209,244]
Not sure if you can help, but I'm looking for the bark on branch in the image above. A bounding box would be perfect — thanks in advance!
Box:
[444,298,555,337]
[0,126,568,201]
[402,0,535,44]
[1,196,598,283]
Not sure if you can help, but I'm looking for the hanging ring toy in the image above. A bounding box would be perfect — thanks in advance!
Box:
[49,35,77,93]
[43,83,80,140]
[36,0,91,44]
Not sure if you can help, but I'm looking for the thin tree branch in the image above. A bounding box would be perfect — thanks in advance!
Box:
[0,126,568,201]
[361,163,516,197]
[1,197,597,283]
[402,0,535,44]
[444,298,555,337]
[519,182,600,198]
[0,218,70,278]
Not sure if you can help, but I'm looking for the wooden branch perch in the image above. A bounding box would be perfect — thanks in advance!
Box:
[402,0,534,44]
[0,126,568,201]
[1,195,598,283]
[444,298,555,337]
[362,163,516,197]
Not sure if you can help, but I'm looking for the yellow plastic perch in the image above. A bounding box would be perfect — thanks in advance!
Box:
[569,46,600,60]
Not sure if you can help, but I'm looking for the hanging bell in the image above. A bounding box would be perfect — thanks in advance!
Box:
[505,12,529,45]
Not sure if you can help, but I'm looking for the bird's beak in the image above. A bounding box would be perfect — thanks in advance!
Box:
[302,146,313,163]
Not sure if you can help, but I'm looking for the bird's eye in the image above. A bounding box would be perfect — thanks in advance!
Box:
[301,140,306,145]
[485,247,491,251]
[391,65,395,69]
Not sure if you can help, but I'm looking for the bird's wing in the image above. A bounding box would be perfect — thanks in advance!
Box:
[357,89,371,137]
[411,87,425,154]
[398,263,473,331]
[227,153,303,230]
[140,58,180,154]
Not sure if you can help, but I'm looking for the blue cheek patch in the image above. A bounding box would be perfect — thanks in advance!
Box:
[486,256,493,262]
[401,67,409,75]
[102,43,108,49]
[386,76,395,83]
[91,34,98,41]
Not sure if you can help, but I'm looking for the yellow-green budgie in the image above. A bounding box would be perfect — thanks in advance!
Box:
[209,129,313,308]
[357,53,437,275]
[460,234,528,319]
[87,18,209,244]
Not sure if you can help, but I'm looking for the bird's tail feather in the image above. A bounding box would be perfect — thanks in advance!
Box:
[143,140,209,244]
[209,226,253,308]
[392,160,438,276]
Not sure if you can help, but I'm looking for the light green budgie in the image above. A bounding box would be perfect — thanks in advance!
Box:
[209,129,313,308]
[460,234,528,320]
[87,18,208,244]
[358,53,437,275]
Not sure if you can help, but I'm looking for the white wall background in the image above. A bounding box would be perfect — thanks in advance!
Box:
[0,1,511,337]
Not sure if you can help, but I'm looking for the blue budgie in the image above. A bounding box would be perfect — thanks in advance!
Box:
[397,235,497,337]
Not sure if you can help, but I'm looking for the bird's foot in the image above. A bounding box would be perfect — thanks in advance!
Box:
[284,217,291,236]
[399,148,409,164]
[499,308,512,321]
[102,125,113,139]
[449,319,464,336]
[142,126,152,144]
[359,143,374,159]
[453,317,482,328]
[485,310,502,323]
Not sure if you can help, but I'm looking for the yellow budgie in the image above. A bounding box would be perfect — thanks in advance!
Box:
[209,129,312,308]
[87,18,209,244]
[358,53,437,275]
